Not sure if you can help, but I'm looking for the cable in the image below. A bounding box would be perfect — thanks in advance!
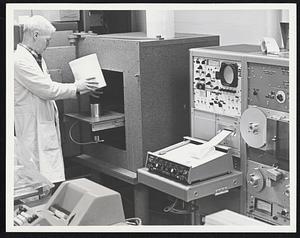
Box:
[68,121,99,145]
[121,196,179,217]
[163,198,199,215]
[163,198,177,213]
[169,208,191,215]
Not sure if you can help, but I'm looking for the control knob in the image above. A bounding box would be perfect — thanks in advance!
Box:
[275,90,286,103]
[276,94,283,102]
[281,209,289,216]
[148,156,153,162]
[284,185,290,197]
[249,173,260,186]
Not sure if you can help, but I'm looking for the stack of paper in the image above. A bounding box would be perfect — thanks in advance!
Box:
[69,53,107,92]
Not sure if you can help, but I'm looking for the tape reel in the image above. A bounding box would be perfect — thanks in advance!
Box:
[240,107,267,148]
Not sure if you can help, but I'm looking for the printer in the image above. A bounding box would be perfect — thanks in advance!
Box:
[145,129,234,184]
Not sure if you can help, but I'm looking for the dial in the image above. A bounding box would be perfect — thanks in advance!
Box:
[275,90,286,103]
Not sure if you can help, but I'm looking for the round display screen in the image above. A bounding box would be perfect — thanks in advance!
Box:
[223,65,234,84]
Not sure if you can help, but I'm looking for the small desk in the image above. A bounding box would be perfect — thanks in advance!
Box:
[138,168,243,225]
[138,168,242,202]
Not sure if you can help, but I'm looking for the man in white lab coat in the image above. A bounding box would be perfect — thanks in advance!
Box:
[14,15,98,184]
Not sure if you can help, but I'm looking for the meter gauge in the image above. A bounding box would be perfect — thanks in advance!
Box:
[254,198,272,216]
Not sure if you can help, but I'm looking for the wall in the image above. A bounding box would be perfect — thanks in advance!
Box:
[13,10,79,24]
[131,10,146,32]
[174,10,283,47]
[13,10,32,24]
[14,9,287,47]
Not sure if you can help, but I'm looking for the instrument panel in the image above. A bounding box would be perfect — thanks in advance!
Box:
[248,63,289,112]
[192,57,242,117]
[247,160,290,225]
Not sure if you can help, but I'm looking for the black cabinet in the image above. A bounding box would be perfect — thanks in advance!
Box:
[79,10,132,34]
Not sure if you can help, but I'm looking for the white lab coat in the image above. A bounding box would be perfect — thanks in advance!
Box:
[14,44,77,183]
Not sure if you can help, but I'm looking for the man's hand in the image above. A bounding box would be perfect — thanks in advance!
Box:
[89,88,103,99]
[75,77,99,94]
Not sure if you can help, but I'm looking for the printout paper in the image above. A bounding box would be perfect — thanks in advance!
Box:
[69,53,106,89]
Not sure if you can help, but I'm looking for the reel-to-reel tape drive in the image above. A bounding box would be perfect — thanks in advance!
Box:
[242,57,289,225]
[190,44,290,225]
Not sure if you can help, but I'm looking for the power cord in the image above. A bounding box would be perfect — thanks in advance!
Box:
[68,121,103,145]
[163,198,177,213]
[163,198,199,215]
